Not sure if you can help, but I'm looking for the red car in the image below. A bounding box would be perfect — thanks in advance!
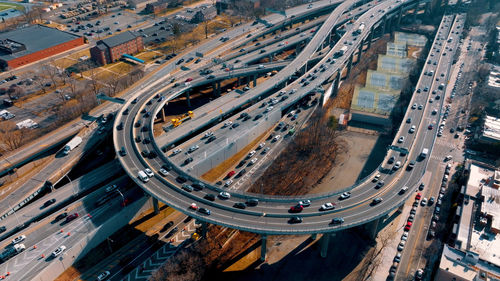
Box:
[404,222,412,231]
[185,77,193,82]
[226,170,236,178]
[289,205,304,213]
[66,213,79,222]
[415,193,422,200]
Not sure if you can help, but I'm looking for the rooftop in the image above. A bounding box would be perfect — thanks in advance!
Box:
[98,31,139,48]
[0,25,81,61]
[439,245,500,280]
[481,115,500,143]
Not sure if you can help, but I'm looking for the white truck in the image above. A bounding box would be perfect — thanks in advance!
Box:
[138,170,149,183]
[63,136,82,155]
[0,244,25,262]
[420,148,429,159]
[353,23,365,35]
[334,46,348,57]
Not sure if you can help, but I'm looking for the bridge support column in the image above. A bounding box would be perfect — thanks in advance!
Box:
[186,91,191,108]
[381,16,387,36]
[364,218,380,240]
[413,0,420,21]
[260,234,267,261]
[201,221,208,238]
[269,55,273,62]
[253,75,257,87]
[320,233,333,258]
[333,71,341,96]
[310,233,317,240]
[152,197,159,215]
[216,81,221,96]
[160,107,166,122]
[358,39,363,61]
[347,53,354,76]
[397,7,403,26]
[367,26,374,49]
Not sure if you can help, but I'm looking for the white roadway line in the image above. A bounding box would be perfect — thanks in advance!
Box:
[9,203,112,280]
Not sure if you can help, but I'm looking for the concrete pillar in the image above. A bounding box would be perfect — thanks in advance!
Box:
[333,71,341,96]
[260,234,267,261]
[269,55,273,62]
[320,233,331,258]
[347,53,353,76]
[186,91,191,108]
[364,218,380,240]
[358,39,363,61]
[253,75,257,87]
[413,0,420,21]
[217,81,221,96]
[201,221,208,238]
[368,26,374,49]
[152,197,159,215]
[397,7,403,26]
[381,16,387,36]
[310,233,317,240]
[160,107,166,122]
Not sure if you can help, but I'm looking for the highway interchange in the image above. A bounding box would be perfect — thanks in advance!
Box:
[112,0,445,235]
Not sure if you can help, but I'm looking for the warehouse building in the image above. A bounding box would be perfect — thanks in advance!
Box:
[0,25,84,70]
[90,31,143,65]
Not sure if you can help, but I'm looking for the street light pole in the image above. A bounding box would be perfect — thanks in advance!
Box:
[116,189,125,206]
[65,174,77,195]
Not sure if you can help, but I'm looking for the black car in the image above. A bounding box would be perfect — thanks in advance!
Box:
[135,136,142,143]
[254,114,263,121]
[44,199,56,207]
[192,182,205,191]
[206,136,216,143]
[160,221,174,232]
[246,198,259,206]
[54,212,68,222]
[234,202,246,209]
[199,208,211,215]
[184,157,193,164]
[176,176,187,183]
[162,164,172,171]
[237,160,247,168]
[289,216,302,224]
[388,156,395,164]
[176,58,184,65]
[204,194,216,201]
[231,123,240,129]
[0,226,6,233]
[166,227,178,238]
[237,169,246,177]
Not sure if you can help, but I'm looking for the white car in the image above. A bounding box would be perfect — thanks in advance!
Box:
[320,202,335,211]
[258,142,266,149]
[97,271,111,281]
[250,158,258,165]
[273,135,281,141]
[372,174,380,182]
[444,155,453,161]
[401,232,408,241]
[248,150,256,158]
[265,106,274,112]
[421,198,428,206]
[223,121,233,128]
[158,168,169,177]
[144,168,154,178]
[398,136,405,143]
[51,245,66,257]
[171,148,182,156]
[224,179,233,187]
[397,241,405,251]
[409,125,416,133]
[219,192,231,199]
[339,192,351,200]
[12,235,26,244]
[393,161,401,170]
[204,131,214,138]
[188,145,199,153]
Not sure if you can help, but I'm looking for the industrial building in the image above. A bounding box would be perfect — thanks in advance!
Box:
[90,31,144,65]
[435,162,500,281]
[0,25,84,70]
[128,0,158,10]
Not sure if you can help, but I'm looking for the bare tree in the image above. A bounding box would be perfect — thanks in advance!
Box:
[106,74,122,97]
[0,121,26,151]
[42,63,59,89]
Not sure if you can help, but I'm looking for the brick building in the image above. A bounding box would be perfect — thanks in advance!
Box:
[0,25,84,70]
[90,31,143,65]
[145,0,168,13]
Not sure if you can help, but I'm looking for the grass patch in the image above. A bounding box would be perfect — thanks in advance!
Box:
[0,2,24,12]
[67,49,91,61]
[106,62,135,75]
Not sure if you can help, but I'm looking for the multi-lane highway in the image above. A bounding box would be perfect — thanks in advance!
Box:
[112,0,440,236]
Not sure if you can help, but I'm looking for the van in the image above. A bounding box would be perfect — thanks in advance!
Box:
[138,171,149,183]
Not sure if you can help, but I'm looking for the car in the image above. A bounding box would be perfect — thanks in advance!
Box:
[371,198,383,205]
[401,232,409,241]
[320,202,335,211]
[12,235,26,244]
[189,203,198,210]
[289,216,302,224]
[66,213,79,222]
[55,212,68,222]
[372,174,381,182]
[339,192,351,200]
[44,199,56,207]
[97,271,111,281]
[234,202,246,209]
[404,222,412,231]
[415,269,424,280]
[249,158,258,165]
[184,157,193,165]
[406,118,412,123]
[199,208,211,215]
[158,168,169,177]
[399,186,409,194]
[188,145,199,153]
[331,217,344,225]
[418,183,425,190]
[428,124,434,130]
[415,193,422,200]
[409,125,416,133]
[51,246,66,257]
[144,168,154,178]
[204,194,216,201]
[231,123,240,129]
[298,200,311,207]
[393,161,401,170]
[219,192,231,199]
[418,104,424,110]
[394,253,402,263]
[388,156,395,164]
[165,227,178,238]
[411,103,417,109]
[407,160,416,170]
[376,180,385,188]
[398,136,405,143]
[421,198,428,206]
[289,205,303,213]
[435,206,441,214]
[444,155,453,161]
[397,241,406,251]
